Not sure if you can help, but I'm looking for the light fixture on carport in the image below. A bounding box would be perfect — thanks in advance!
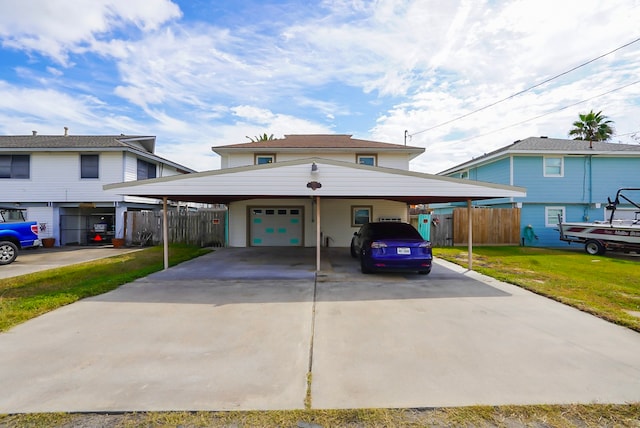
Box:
[311,162,318,172]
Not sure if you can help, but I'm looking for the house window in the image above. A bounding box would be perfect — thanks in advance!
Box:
[545,206,565,227]
[255,154,275,165]
[356,154,377,166]
[0,155,30,179]
[137,159,157,180]
[544,156,563,177]
[351,205,372,227]
[80,154,99,179]
[460,170,469,179]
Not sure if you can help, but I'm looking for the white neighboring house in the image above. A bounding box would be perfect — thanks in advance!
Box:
[0,132,196,246]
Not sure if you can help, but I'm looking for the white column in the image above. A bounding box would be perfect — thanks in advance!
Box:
[316,196,321,272]
[467,199,473,270]
[163,197,169,270]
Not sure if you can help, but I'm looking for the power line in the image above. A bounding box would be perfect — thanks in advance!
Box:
[453,79,640,143]
[409,36,640,137]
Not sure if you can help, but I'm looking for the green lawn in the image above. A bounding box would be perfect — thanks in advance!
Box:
[0,245,211,332]
[435,246,640,332]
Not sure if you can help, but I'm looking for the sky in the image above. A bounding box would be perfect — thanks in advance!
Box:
[1,0,639,174]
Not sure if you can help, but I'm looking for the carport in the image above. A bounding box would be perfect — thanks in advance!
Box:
[104,158,526,270]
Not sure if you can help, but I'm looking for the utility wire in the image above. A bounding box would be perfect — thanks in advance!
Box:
[409,36,640,137]
[455,79,640,143]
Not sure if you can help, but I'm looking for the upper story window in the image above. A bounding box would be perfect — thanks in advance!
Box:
[0,155,30,179]
[460,170,469,179]
[137,159,157,180]
[544,156,563,177]
[80,154,99,179]
[356,154,377,166]
[255,154,275,165]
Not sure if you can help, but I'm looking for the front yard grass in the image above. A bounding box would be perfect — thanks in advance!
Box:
[435,246,640,332]
[2,404,640,427]
[0,244,211,332]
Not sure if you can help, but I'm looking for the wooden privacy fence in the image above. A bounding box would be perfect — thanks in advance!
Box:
[124,209,226,247]
[453,207,520,245]
[412,208,520,246]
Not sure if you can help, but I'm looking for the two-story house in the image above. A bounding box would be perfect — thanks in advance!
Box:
[0,132,196,246]
[105,134,526,251]
[437,136,640,247]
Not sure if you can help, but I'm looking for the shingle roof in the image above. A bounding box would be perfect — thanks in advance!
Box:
[213,134,424,152]
[0,134,196,172]
[439,136,640,174]
[0,135,154,150]
[508,137,640,152]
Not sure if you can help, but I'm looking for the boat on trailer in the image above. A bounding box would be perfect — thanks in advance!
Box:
[558,188,640,255]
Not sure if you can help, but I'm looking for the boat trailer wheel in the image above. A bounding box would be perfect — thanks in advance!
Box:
[585,239,605,255]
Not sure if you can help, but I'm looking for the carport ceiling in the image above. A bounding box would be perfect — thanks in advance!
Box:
[104,157,526,204]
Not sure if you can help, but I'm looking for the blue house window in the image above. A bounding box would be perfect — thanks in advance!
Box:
[545,206,565,227]
[544,156,563,177]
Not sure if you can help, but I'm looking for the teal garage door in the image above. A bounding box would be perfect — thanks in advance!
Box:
[250,207,303,246]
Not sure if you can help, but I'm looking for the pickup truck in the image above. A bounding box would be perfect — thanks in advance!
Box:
[0,207,41,265]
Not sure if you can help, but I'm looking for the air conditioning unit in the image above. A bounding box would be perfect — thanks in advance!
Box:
[378,217,402,222]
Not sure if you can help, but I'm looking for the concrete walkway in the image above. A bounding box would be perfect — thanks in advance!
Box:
[0,248,639,412]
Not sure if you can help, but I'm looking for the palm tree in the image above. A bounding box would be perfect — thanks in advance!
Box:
[568,110,615,148]
[246,133,275,142]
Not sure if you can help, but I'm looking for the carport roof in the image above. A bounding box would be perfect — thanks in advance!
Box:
[104,157,526,204]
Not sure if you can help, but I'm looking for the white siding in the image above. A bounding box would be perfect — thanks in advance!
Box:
[223,151,410,170]
[228,198,407,247]
[25,206,54,239]
[2,152,124,203]
[320,199,407,247]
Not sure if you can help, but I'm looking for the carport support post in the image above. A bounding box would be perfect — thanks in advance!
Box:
[163,197,169,270]
[316,196,321,272]
[467,199,473,270]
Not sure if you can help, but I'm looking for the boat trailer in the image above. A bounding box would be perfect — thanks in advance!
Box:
[558,188,640,255]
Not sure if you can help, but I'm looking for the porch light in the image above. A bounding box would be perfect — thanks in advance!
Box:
[311,162,318,172]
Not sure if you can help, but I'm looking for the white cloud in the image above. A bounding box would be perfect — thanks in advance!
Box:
[0,0,181,64]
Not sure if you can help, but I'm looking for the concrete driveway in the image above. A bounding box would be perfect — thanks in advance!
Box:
[0,245,142,280]
[0,247,639,412]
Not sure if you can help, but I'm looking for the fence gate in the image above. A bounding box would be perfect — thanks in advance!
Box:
[410,214,453,247]
[125,209,226,247]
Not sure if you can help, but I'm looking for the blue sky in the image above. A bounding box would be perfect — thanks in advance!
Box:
[1,0,639,173]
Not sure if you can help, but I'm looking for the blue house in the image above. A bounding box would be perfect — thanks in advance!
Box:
[436,136,640,247]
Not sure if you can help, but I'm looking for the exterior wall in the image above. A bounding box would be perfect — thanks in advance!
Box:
[123,152,184,181]
[473,157,511,184]
[228,198,408,247]
[445,154,640,248]
[2,151,125,203]
[2,149,192,246]
[223,151,410,169]
[320,199,408,247]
